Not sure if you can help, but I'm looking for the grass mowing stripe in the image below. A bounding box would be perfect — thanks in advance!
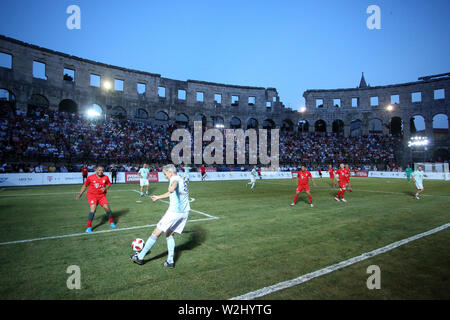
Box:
[261,180,450,198]
[229,222,450,300]
[0,189,136,198]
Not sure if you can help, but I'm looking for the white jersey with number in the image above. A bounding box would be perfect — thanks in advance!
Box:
[412,170,424,189]
[139,167,150,179]
[169,175,190,213]
[250,168,257,182]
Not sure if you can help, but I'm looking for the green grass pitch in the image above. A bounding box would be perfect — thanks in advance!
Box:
[0,177,449,299]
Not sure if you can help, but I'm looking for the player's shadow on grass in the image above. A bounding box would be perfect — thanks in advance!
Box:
[144,225,207,264]
[92,208,130,230]
[404,191,416,197]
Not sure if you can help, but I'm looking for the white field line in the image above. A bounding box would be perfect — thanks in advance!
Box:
[0,189,219,246]
[132,190,219,219]
[0,217,219,247]
[230,222,450,300]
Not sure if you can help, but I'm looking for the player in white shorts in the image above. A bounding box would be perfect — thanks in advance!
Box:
[138,163,150,197]
[131,164,190,268]
[247,165,257,189]
[411,165,427,199]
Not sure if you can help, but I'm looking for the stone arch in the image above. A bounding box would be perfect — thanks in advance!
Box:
[281,119,294,131]
[27,94,49,115]
[247,118,258,129]
[432,113,448,140]
[194,113,207,127]
[155,110,169,123]
[175,113,189,125]
[92,104,103,114]
[410,114,426,134]
[111,106,127,119]
[58,99,78,114]
[314,119,327,133]
[368,118,383,135]
[0,88,16,117]
[298,119,309,134]
[230,116,242,129]
[350,119,362,136]
[262,119,275,130]
[135,108,148,119]
[332,119,345,136]
[390,116,403,136]
[213,116,225,127]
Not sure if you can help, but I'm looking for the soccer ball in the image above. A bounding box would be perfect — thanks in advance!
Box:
[131,238,145,252]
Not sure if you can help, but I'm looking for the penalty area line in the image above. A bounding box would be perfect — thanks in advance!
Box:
[0,217,218,246]
[229,222,450,300]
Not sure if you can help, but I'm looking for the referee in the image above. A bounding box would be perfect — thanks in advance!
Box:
[111,164,118,184]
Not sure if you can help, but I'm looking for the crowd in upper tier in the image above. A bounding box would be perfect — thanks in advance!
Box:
[0,108,402,173]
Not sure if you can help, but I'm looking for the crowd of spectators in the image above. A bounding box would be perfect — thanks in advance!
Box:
[0,108,403,173]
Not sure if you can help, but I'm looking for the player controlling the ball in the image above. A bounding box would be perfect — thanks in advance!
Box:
[130,164,190,268]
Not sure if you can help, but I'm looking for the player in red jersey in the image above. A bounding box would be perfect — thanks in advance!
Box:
[318,168,322,178]
[81,164,88,183]
[334,163,347,202]
[291,166,317,208]
[200,165,207,181]
[327,165,336,187]
[345,164,353,192]
[76,166,116,233]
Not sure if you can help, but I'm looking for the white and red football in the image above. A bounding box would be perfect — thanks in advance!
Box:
[131,238,145,252]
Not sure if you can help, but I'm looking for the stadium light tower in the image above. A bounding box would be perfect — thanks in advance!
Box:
[102,80,112,91]
[408,136,430,162]
[86,108,101,119]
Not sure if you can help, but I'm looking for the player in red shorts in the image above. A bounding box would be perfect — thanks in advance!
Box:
[291,165,317,208]
[76,166,116,233]
[344,164,353,192]
[81,164,88,183]
[334,163,347,202]
[327,164,336,187]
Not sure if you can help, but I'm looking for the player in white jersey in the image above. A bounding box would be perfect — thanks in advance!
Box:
[247,165,258,189]
[138,163,150,197]
[131,164,190,268]
[182,166,191,183]
[411,165,427,199]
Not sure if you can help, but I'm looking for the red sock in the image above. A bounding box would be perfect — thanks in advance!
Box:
[336,191,341,198]
[109,218,114,224]
[87,221,92,228]
[340,190,346,199]
[293,194,299,204]
[308,194,312,204]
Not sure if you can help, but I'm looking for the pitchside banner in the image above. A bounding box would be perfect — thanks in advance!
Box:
[159,171,292,182]
[0,170,448,187]
[196,168,217,172]
[351,170,369,177]
[125,172,159,183]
